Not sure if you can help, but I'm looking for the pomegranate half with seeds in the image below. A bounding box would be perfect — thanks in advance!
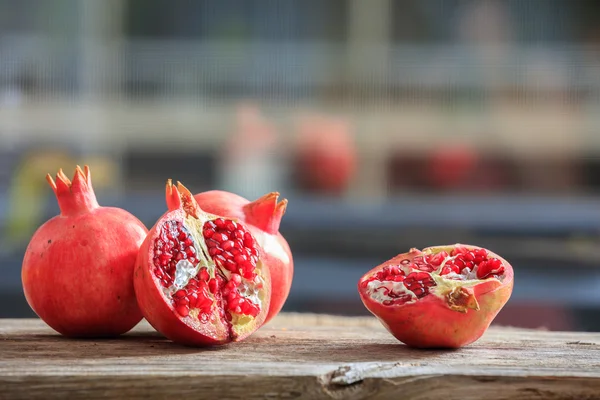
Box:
[358,244,514,348]
[134,180,270,346]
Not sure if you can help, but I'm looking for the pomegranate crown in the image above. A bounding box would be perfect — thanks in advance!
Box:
[166,179,202,218]
[46,165,99,215]
[243,192,287,234]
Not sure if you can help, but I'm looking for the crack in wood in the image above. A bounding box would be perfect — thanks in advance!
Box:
[566,341,597,346]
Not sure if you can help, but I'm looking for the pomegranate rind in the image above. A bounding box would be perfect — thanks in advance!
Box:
[194,190,293,324]
[22,166,147,337]
[357,244,514,348]
[134,194,271,346]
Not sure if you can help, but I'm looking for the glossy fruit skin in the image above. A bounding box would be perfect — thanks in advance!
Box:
[358,245,514,348]
[193,190,293,324]
[133,182,271,346]
[21,166,147,337]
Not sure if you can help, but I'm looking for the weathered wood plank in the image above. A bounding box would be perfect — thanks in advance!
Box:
[1,314,600,400]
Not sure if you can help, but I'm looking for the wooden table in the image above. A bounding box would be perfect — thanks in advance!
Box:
[1,313,600,399]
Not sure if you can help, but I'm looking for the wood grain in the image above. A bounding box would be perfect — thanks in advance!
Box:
[2,314,600,400]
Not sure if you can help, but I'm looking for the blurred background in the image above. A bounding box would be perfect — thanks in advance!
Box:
[2,0,600,331]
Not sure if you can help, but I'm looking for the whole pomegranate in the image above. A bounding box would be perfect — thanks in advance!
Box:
[358,244,513,348]
[426,145,479,190]
[134,181,271,346]
[294,115,357,195]
[193,190,292,324]
[21,166,147,337]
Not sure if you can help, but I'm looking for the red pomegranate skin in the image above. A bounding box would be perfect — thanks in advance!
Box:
[193,190,292,324]
[21,166,147,337]
[358,245,514,348]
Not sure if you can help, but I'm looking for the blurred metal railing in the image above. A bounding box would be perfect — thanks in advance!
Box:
[2,35,600,98]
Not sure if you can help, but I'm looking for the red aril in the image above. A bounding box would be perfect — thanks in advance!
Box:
[193,190,292,324]
[134,181,271,346]
[358,244,514,348]
[21,166,147,337]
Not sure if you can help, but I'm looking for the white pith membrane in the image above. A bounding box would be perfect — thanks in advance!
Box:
[153,213,267,335]
[365,245,507,312]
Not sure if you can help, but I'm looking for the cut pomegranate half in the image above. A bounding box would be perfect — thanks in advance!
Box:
[358,244,514,348]
[134,180,270,346]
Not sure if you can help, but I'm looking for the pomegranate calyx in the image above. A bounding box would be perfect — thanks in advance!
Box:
[46,165,100,216]
[242,192,287,234]
[165,179,181,211]
[177,181,201,218]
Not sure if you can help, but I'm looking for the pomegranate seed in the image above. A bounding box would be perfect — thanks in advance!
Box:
[178,297,190,306]
[221,240,234,251]
[174,290,186,298]
[216,232,230,242]
[227,291,238,303]
[199,268,210,282]
[230,273,242,285]
[208,278,218,294]
[198,293,212,307]
[188,293,198,307]
[222,259,235,272]
[205,220,216,229]
[234,254,248,264]
[176,305,189,317]
[242,269,255,279]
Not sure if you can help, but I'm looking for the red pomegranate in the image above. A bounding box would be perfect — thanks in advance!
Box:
[134,180,271,346]
[358,244,514,348]
[193,190,292,324]
[294,114,357,195]
[426,145,479,190]
[21,166,147,337]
